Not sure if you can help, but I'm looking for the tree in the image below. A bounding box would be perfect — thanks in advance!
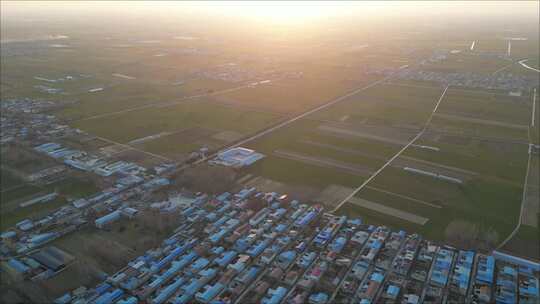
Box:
[444,220,479,249]
[174,164,237,194]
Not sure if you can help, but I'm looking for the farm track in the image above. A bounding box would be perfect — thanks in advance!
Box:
[332,85,450,212]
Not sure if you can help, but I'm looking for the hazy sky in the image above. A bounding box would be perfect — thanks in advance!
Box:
[2,1,538,41]
[3,1,538,22]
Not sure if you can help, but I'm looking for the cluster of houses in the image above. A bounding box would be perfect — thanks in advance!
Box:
[52,187,539,304]
[5,245,75,281]
[393,69,535,92]
[34,142,147,177]
[0,98,74,144]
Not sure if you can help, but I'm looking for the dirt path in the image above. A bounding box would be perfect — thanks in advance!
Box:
[434,112,529,130]
[396,155,478,180]
[348,196,429,225]
[365,185,442,209]
[273,150,373,177]
[332,85,449,212]
[318,124,409,146]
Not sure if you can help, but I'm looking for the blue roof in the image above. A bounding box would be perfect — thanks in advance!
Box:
[493,250,540,271]
[476,255,495,283]
[216,192,231,202]
[153,278,185,304]
[279,250,296,262]
[215,251,237,267]
[94,288,123,304]
[116,297,137,304]
[309,292,329,303]
[247,239,270,257]
[388,285,400,296]
[8,258,30,273]
[261,287,287,304]
[151,243,191,272]
[94,282,111,295]
[237,266,260,283]
[372,272,384,283]
[196,283,225,303]
[190,257,210,271]
[295,210,317,227]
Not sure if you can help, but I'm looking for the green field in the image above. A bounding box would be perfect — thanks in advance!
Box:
[311,83,443,127]
[0,169,24,189]
[0,177,98,231]
[1,184,44,206]
[437,89,532,126]
[502,225,540,260]
[428,115,530,142]
[218,75,379,114]
[1,196,68,231]
[136,127,222,159]
[72,99,284,143]
[404,137,529,183]
[340,165,522,241]
[244,118,404,189]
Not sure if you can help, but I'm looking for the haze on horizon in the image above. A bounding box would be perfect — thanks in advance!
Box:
[1,1,539,43]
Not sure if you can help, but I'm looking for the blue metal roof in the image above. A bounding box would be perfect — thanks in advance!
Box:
[196,283,225,303]
[94,282,111,295]
[94,288,123,304]
[7,258,30,273]
[261,287,287,304]
[152,278,185,304]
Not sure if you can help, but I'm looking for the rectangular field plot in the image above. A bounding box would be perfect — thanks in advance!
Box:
[474,39,509,54]
[370,164,522,240]
[522,155,539,228]
[428,115,529,142]
[244,119,405,189]
[57,82,188,120]
[436,88,532,126]
[311,83,444,128]
[72,99,283,143]
[216,76,373,114]
[404,135,529,183]
[348,197,429,225]
[244,155,366,189]
[134,127,227,159]
[345,165,523,240]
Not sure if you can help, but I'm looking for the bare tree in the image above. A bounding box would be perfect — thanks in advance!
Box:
[445,220,479,249]
[174,164,237,194]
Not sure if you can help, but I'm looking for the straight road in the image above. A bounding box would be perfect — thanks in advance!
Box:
[497,88,537,249]
[219,72,401,152]
[332,85,449,212]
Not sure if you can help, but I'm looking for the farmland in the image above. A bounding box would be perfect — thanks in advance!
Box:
[72,98,283,144]
[0,177,99,230]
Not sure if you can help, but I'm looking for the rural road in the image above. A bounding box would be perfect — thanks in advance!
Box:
[175,66,409,173]
[519,59,540,73]
[497,87,538,249]
[331,85,450,212]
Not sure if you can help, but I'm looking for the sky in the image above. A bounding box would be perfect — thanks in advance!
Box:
[1,1,538,41]
[2,1,538,22]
